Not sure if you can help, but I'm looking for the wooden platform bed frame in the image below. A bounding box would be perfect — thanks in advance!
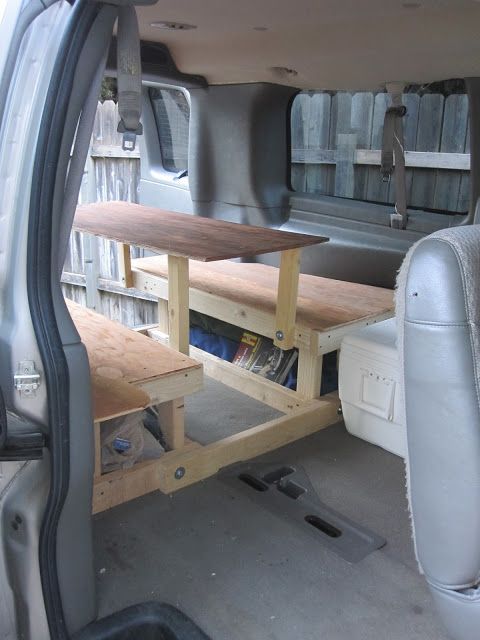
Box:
[72,202,395,513]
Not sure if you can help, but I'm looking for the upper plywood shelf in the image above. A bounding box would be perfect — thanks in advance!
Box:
[74,201,327,262]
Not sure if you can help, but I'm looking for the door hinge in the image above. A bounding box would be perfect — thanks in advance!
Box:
[14,361,41,397]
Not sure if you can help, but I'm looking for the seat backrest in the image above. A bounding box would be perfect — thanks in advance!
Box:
[397,226,480,586]
[396,226,480,638]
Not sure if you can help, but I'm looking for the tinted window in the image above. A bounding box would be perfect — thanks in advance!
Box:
[290,82,469,214]
[150,88,190,173]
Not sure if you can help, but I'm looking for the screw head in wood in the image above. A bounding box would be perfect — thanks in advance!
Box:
[174,466,186,480]
[275,330,284,341]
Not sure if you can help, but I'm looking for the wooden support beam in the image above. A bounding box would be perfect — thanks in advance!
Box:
[168,255,190,354]
[146,327,303,413]
[156,393,340,493]
[117,242,134,288]
[157,397,185,451]
[296,346,323,400]
[92,441,202,514]
[274,248,301,350]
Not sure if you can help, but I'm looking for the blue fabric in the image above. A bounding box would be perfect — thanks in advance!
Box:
[189,326,338,393]
[190,326,239,362]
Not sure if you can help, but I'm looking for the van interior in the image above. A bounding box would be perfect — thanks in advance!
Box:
[3,1,480,639]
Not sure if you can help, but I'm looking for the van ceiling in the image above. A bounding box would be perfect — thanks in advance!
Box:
[136,0,480,90]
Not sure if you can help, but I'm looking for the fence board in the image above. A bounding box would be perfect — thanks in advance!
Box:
[305,92,331,194]
[407,94,444,209]
[329,92,352,194]
[351,92,373,200]
[433,94,468,211]
[290,93,309,191]
[366,93,390,203]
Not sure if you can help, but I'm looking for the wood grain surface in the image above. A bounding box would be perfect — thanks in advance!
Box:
[68,299,200,383]
[74,201,327,261]
[132,256,394,332]
[91,374,150,422]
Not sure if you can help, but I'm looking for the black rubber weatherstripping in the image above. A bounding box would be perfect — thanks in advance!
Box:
[27,1,100,637]
[72,602,211,640]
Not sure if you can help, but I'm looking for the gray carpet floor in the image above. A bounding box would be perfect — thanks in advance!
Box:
[93,379,450,640]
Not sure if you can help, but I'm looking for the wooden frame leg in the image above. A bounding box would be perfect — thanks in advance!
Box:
[157,398,185,451]
[94,421,102,479]
[117,242,134,288]
[296,347,323,399]
[168,255,190,354]
[274,248,301,350]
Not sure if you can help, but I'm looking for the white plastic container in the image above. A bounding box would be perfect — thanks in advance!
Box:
[338,318,406,458]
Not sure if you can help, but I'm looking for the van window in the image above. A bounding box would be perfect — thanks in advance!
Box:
[149,87,190,173]
[290,81,469,214]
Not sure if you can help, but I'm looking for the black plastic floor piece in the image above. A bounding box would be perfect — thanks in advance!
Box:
[221,463,386,563]
[72,602,211,640]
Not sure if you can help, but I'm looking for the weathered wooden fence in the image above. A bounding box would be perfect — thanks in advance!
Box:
[291,91,470,212]
[63,94,471,327]
[62,101,156,326]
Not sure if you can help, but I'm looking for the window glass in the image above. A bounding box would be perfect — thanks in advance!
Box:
[290,80,469,214]
[149,87,190,173]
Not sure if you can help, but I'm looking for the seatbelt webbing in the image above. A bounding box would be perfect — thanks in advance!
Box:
[116,4,143,151]
[381,87,408,230]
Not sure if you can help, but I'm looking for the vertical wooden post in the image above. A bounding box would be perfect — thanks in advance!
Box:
[117,242,134,288]
[274,248,301,350]
[168,255,190,354]
[296,347,323,399]
[157,398,185,451]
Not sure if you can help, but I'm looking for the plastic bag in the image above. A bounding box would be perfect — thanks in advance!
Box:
[101,412,145,472]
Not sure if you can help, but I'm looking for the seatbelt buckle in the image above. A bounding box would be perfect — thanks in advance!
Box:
[117,120,143,152]
[121,131,137,152]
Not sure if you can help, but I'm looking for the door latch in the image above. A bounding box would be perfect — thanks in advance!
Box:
[14,361,41,397]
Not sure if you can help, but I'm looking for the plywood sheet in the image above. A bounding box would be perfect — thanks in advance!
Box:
[67,299,201,384]
[74,201,327,262]
[132,256,394,333]
[91,374,150,422]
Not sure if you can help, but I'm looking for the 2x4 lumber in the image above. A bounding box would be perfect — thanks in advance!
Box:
[117,242,134,288]
[157,397,185,451]
[168,255,190,354]
[92,441,202,513]
[132,267,314,350]
[147,327,303,413]
[138,367,203,406]
[274,248,301,350]
[296,346,323,400]
[156,393,340,493]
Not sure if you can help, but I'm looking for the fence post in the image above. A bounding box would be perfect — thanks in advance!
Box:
[335,133,357,198]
